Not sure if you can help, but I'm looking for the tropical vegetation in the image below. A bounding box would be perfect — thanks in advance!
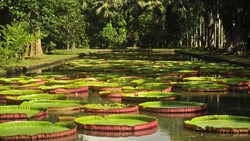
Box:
[1,0,249,65]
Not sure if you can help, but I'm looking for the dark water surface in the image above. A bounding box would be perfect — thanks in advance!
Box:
[29,53,250,141]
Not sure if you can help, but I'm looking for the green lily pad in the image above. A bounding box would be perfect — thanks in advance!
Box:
[7,94,67,101]
[21,100,87,111]
[139,101,207,113]
[75,114,157,131]
[184,115,250,133]
[122,92,180,102]
[0,90,43,96]
[0,106,45,118]
[0,121,76,139]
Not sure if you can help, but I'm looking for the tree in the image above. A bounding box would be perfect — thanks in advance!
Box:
[0,0,43,56]
[39,0,88,51]
[0,22,36,64]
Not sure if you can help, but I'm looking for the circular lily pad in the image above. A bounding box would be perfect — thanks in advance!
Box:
[75,114,158,131]
[213,77,249,87]
[80,127,157,137]
[0,90,44,102]
[122,92,181,102]
[83,103,138,113]
[0,90,43,96]
[41,83,89,94]
[139,101,208,113]
[21,100,87,114]
[0,106,47,120]
[17,83,44,90]
[6,94,67,105]
[91,82,129,91]
[99,90,135,98]
[182,83,228,92]
[0,85,17,91]
[0,121,76,140]
[184,115,250,133]
[183,77,215,81]
[0,77,44,85]
[135,83,172,92]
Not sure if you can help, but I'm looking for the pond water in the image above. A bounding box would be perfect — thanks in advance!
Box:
[12,52,250,141]
[72,89,250,141]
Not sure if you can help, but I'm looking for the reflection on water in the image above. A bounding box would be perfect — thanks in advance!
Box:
[70,89,250,141]
[17,54,250,141]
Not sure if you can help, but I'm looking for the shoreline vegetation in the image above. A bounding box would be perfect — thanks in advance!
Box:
[0,48,249,77]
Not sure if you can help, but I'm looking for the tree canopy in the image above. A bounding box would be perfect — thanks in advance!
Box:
[0,0,249,64]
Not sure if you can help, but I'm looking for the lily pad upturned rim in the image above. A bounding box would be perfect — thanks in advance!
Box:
[21,100,87,113]
[0,121,76,140]
[139,101,208,113]
[6,94,67,101]
[75,114,158,131]
[0,90,44,96]
[99,90,136,98]
[184,115,250,134]
[182,83,229,92]
[0,105,47,119]
[80,126,157,137]
[83,103,138,113]
[6,94,67,105]
[122,92,181,102]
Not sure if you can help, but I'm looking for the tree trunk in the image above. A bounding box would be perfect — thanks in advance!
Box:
[208,12,215,50]
[70,41,76,50]
[25,27,43,57]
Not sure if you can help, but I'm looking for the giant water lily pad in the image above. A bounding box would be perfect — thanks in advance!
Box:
[135,83,172,92]
[80,127,157,137]
[0,90,43,96]
[212,77,249,86]
[0,85,17,91]
[0,77,42,85]
[107,76,139,83]
[184,115,250,133]
[122,92,181,102]
[83,103,138,113]
[0,90,44,101]
[182,83,229,92]
[6,94,67,104]
[91,82,130,91]
[139,101,208,113]
[99,90,135,98]
[75,114,158,132]
[21,100,87,114]
[0,105,47,120]
[183,77,216,81]
[0,121,76,140]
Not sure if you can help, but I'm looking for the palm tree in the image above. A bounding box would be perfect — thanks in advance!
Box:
[94,0,126,21]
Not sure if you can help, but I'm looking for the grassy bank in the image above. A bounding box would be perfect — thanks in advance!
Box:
[0,49,101,77]
[176,48,250,67]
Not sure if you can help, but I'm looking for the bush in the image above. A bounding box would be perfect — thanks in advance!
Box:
[0,22,35,64]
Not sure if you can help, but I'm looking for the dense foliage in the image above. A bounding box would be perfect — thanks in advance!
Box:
[0,0,250,63]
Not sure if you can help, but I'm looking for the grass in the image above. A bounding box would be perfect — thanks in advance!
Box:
[0,49,101,73]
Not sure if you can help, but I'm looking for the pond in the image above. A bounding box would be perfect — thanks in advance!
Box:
[2,52,250,141]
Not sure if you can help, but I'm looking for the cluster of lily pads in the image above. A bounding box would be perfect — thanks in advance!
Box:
[60,56,250,134]
[0,53,250,139]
